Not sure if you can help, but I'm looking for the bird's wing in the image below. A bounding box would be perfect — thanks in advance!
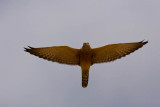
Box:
[92,41,148,64]
[24,46,80,65]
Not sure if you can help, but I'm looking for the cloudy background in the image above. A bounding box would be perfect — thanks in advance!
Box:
[0,0,160,107]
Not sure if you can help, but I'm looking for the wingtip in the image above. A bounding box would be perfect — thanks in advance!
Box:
[24,46,34,52]
[23,46,27,51]
[28,46,34,49]
[140,40,148,45]
[24,47,27,51]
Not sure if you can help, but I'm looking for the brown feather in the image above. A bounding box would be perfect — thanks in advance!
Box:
[24,41,148,88]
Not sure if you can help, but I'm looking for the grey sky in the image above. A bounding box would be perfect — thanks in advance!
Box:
[0,0,160,107]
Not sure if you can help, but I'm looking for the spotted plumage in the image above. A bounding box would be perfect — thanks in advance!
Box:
[24,40,148,88]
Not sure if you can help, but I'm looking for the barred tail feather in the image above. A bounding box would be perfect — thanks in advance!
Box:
[82,69,89,88]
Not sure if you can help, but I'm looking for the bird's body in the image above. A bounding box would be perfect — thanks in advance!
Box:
[79,43,93,87]
[25,41,148,88]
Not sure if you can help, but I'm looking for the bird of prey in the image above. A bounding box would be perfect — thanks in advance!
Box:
[24,40,148,88]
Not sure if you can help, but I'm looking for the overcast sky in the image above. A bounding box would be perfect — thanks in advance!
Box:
[0,0,160,107]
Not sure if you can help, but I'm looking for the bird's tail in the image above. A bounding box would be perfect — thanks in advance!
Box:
[82,69,89,88]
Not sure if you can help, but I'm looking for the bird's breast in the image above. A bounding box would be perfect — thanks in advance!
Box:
[79,50,93,68]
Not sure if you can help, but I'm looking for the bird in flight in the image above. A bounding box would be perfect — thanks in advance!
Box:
[24,40,148,88]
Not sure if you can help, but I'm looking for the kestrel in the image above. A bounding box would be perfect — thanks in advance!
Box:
[24,40,148,88]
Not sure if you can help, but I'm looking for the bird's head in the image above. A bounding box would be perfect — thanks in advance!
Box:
[82,42,91,49]
[83,42,89,46]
